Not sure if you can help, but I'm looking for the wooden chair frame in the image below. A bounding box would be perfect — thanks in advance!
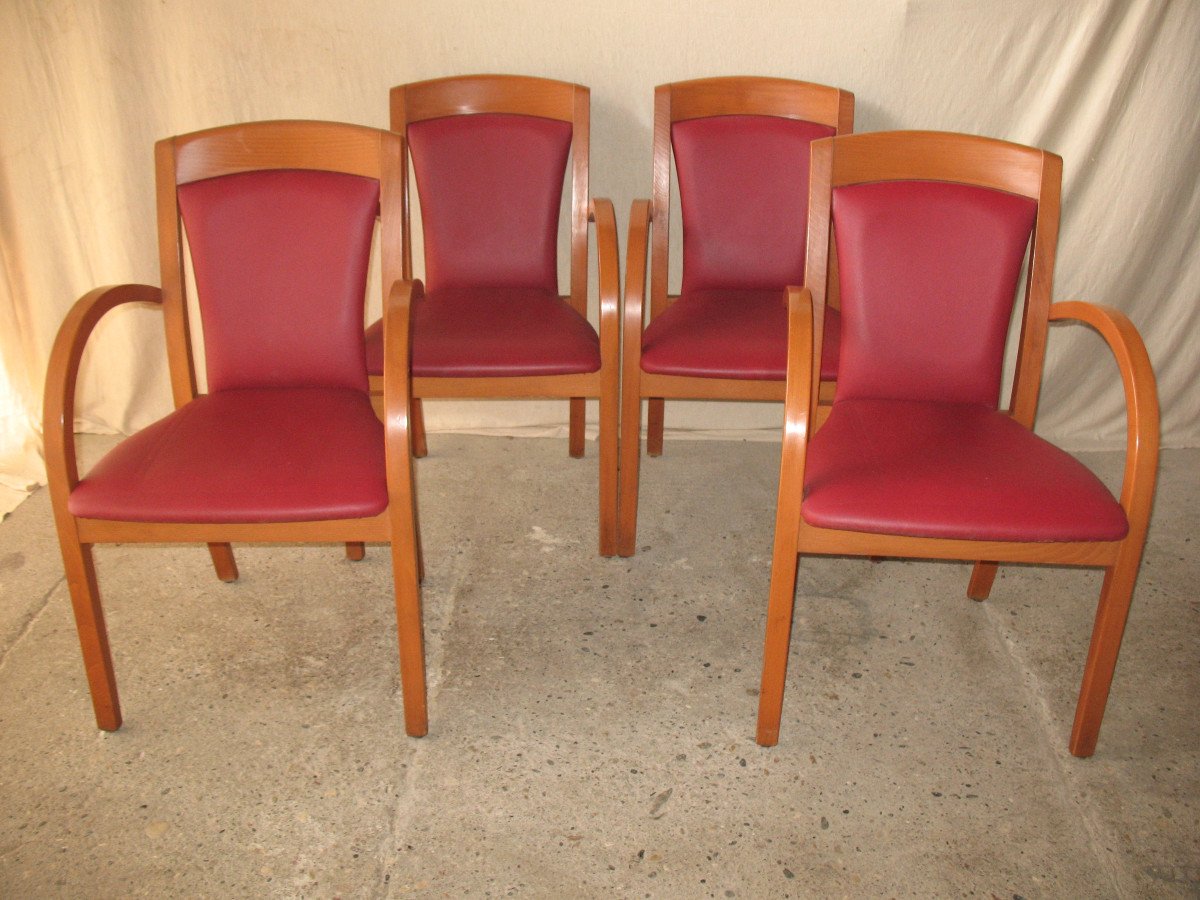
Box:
[757,131,1160,757]
[366,74,621,556]
[44,121,429,737]
[618,76,855,557]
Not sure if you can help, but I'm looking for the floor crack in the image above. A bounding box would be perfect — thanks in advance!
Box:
[0,575,65,674]
[980,593,1137,897]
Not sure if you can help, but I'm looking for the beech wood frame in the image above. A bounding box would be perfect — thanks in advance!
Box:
[618,77,855,557]
[43,121,430,737]
[756,131,1160,758]
[366,75,621,556]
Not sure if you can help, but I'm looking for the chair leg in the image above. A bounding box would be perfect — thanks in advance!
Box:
[647,398,665,457]
[390,534,428,738]
[967,561,998,600]
[617,389,642,558]
[60,538,122,731]
[412,475,425,585]
[387,421,428,736]
[756,548,801,747]
[207,543,238,582]
[411,398,428,458]
[1069,560,1139,758]
[345,542,366,561]
[598,383,618,557]
[569,397,586,458]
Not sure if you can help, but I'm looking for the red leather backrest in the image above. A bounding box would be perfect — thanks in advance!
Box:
[833,180,1038,406]
[674,115,835,293]
[409,113,571,293]
[177,169,378,393]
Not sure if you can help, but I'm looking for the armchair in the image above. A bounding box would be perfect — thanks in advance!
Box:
[756,131,1159,757]
[363,75,621,556]
[43,121,429,736]
[618,76,854,556]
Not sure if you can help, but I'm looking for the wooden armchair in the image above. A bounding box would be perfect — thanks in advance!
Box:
[43,121,429,737]
[363,75,621,556]
[618,76,854,556]
[757,131,1159,757]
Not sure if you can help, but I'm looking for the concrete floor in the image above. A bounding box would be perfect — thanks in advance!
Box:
[0,434,1196,898]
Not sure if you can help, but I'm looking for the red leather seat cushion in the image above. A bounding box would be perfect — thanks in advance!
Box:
[802,400,1128,542]
[365,287,600,378]
[68,389,387,523]
[640,289,840,380]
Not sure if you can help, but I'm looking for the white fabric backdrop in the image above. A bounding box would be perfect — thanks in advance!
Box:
[2,0,1198,516]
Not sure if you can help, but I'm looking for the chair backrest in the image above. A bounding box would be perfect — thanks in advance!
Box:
[156,121,404,405]
[390,75,589,311]
[651,77,854,315]
[804,131,1062,424]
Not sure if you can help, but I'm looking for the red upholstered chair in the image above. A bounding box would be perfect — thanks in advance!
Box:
[43,121,429,737]
[618,77,854,556]
[757,131,1159,757]
[363,75,620,556]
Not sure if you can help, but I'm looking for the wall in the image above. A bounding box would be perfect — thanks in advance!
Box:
[2,0,1197,510]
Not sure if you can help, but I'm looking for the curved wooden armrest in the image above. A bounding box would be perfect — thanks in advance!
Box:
[781,286,817,481]
[622,199,652,377]
[43,284,163,498]
[381,278,418,463]
[1048,301,1159,524]
[588,198,621,356]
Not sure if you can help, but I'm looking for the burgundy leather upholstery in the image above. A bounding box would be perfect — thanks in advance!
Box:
[68,389,387,522]
[177,169,378,393]
[832,181,1038,405]
[365,287,600,377]
[408,114,570,292]
[640,289,840,380]
[803,400,1129,541]
[643,115,838,382]
[674,115,835,292]
[363,113,593,378]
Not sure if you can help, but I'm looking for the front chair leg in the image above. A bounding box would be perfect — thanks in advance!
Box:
[967,561,998,600]
[569,397,586,458]
[756,549,802,747]
[207,543,239,582]
[597,385,618,557]
[61,538,122,731]
[1069,560,1139,758]
[647,397,665,456]
[617,393,642,558]
[389,504,428,737]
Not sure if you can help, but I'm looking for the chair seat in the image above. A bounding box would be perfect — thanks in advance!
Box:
[802,399,1129,542]
[68,388,388,523]
[640,289,840,381]
[365,287,601,378]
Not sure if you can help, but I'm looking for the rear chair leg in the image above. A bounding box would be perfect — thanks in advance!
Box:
[207,542,239,582]
[647,398,665,457]
[411,398,428,458]
[968,561,998,600]
[569,397,586,458]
